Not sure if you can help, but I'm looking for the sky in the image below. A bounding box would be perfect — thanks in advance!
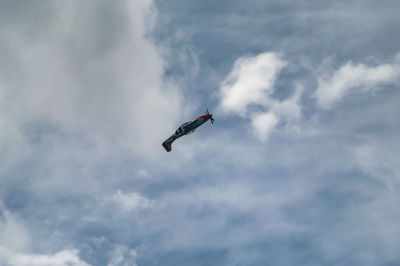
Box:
[1,0,400,265]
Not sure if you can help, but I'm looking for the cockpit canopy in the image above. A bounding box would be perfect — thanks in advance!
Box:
[174,121,192,136]
[179,121,191,128]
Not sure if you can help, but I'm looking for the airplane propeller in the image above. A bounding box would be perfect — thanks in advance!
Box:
[206,109,215,124]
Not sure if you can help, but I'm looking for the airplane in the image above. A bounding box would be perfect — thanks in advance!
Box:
[162,109,215,152]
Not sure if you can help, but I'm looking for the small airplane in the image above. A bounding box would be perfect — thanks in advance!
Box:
[162,109,215,152]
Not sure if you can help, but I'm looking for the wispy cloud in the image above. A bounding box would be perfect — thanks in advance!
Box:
[109,190,152,212]
[315,56,400,109]
[250,112,278,142]
[0,203,89,266]
[7,249,90,266]
[107,244,138,266]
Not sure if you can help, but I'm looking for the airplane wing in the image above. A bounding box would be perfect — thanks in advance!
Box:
[186,128,196,135]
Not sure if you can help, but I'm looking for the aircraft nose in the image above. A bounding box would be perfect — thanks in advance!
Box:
[200,114,212,119]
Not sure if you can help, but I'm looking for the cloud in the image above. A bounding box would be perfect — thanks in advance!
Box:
[219,52,287,115]
[107,244,138,266]
[269,84,303,121]
[0,1,175,264]
[315,58,400,109]
[0,204,89,266]
[109,190,152,212]
[218,52,303,141]
[7,249,90,266]
[251,112,278,142]
[354,143,400,188]
[0,0,182,159]
[0,204,29,253]
[2,0,400,265]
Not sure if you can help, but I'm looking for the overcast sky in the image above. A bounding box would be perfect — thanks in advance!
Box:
[1,0,400,265]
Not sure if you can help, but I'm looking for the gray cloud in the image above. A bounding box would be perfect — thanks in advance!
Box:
[1,0,400,265]
[0,0,182,264]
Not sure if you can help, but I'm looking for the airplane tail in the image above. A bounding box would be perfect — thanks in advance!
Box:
[162,136,175,152]
[162,141,172,152]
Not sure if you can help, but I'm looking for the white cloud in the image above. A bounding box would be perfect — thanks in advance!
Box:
[136,169,149,177]
[354,143,399,188]
[110,190,152,212]
[218,53,303,141]
[8,249,91,266]
[315,59,400,109]
[0,2,172,264]
[0,0,182,159]
[251,112,279,142]
[0,204,89,266]
[269,85,303,121]
[219,52,286,115]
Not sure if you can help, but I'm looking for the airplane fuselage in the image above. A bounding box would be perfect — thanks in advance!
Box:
[174,115,210,137]
[162,113,213,152]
